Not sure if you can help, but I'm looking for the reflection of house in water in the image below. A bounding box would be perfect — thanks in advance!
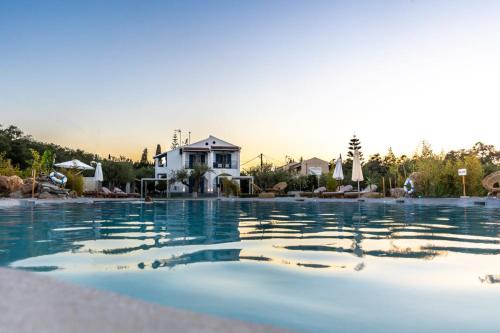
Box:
[138,248,272,270]
[137,248,334,270]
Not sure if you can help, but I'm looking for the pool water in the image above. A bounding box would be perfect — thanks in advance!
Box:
[1,200,499,332]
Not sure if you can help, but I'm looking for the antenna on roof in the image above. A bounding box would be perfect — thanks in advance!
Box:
[175,129,182,147]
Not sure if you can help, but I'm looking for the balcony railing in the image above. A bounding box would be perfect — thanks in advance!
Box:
[184,161,208,169]
[213,162,233,169]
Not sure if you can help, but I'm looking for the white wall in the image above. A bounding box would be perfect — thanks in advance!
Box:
[154,147,241,193]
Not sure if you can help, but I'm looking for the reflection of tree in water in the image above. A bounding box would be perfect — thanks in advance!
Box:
[239,202,500,260]
[479,275,500,284]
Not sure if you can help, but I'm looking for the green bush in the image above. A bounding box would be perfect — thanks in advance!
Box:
[102,160,135,188]
[221,178,240,196]
[0,153,20,176]
[66,170,84,195]
[415,152,485,197]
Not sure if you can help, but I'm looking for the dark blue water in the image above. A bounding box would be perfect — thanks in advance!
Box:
[1,200,499,332]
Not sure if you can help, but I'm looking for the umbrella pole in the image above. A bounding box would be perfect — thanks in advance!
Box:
[357,181,360,198]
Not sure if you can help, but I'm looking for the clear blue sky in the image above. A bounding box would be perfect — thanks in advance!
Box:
[1,0,499,163]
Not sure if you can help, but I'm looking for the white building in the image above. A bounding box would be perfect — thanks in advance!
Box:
[153,135,247,194]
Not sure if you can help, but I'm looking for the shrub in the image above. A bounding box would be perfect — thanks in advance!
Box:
[457,155,485,196]
[66,170,84,195]
[102,160,135,188]
[319,172,339,191]
[40,150,55,175]
[221,178,240,197]
[0,153,20,176]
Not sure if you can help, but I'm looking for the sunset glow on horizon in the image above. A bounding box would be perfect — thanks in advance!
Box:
[1,0,499,164]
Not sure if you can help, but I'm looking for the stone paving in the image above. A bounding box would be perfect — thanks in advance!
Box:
[0,268,293,333]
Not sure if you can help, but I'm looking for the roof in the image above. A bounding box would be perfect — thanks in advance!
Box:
[277,157,330,171]
[185,135,239,149]
[154,135,240,158]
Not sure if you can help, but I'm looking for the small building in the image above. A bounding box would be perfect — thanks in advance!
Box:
[153,135,251,194]
[278,157,330,176]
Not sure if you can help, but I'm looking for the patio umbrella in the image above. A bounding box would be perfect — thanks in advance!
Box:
[351,150,364,196]
[333,155,344,180]
[332,155,344,191]
[54,159,94,171]
[94,162,104,182]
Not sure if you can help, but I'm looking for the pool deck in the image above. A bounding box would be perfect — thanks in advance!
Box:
[1,196,499,208]
[0,267,292,333]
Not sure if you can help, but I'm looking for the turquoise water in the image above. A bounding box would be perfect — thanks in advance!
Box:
[1,200,499,332]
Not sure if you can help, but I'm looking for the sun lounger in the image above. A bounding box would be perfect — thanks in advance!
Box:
[113,187,140,198]
[344,185,378,198]
[321,185,353,198]
[265,182,287,194]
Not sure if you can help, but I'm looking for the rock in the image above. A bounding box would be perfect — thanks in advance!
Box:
[9,190,24,199]
[390,188,406,198]
[144,196,153,202]
[362,192,383,199]
[38,182,69,195]
[0,175,24,196]
[69,191,78,198]
[38,192,57,200]
[20,181,37,195]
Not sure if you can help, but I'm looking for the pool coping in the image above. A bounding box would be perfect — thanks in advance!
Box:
[0,267,293,333]
[1,196,499,208]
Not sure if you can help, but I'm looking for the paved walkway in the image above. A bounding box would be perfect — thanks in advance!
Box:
[0,268,292,333]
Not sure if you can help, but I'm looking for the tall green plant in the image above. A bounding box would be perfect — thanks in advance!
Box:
[0,153,19,176]
[40,150,55,174]
[29,149,41,178]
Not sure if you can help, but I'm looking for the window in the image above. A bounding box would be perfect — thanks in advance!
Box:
[214,153,232,168]
[187,153,206,168]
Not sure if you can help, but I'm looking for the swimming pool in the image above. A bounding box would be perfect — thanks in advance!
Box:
[1,200,499,332]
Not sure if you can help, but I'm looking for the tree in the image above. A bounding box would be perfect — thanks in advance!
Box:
[347,134,363,161]
[40,150,55,174]
[155,144,162,156]
[29,149,41,197]
[174,163,211,197]
[101,160,135,189]
[140,148,148,164]
[171,133,179,150]
[471,142,499,166]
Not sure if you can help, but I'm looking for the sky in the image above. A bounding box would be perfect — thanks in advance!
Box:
[1,0,499,165]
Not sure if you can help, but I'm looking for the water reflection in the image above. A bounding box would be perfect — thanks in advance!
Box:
[0,201,499,271]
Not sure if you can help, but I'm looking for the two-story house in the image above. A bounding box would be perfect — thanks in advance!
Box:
[153,135,242,194]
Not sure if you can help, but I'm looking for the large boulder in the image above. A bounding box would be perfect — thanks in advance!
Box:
[482,171,500,196]
[38,182,69,195]
[9,190,24,199]
[390,188,406,198]
[362,192,383,198]
[38,192,58,200]
[408,172,424,193]
[0,176,24,197]
[20,179,38,196]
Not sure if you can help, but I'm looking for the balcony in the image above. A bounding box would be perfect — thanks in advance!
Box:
[213,162,233,169]
[184,161,208,169]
